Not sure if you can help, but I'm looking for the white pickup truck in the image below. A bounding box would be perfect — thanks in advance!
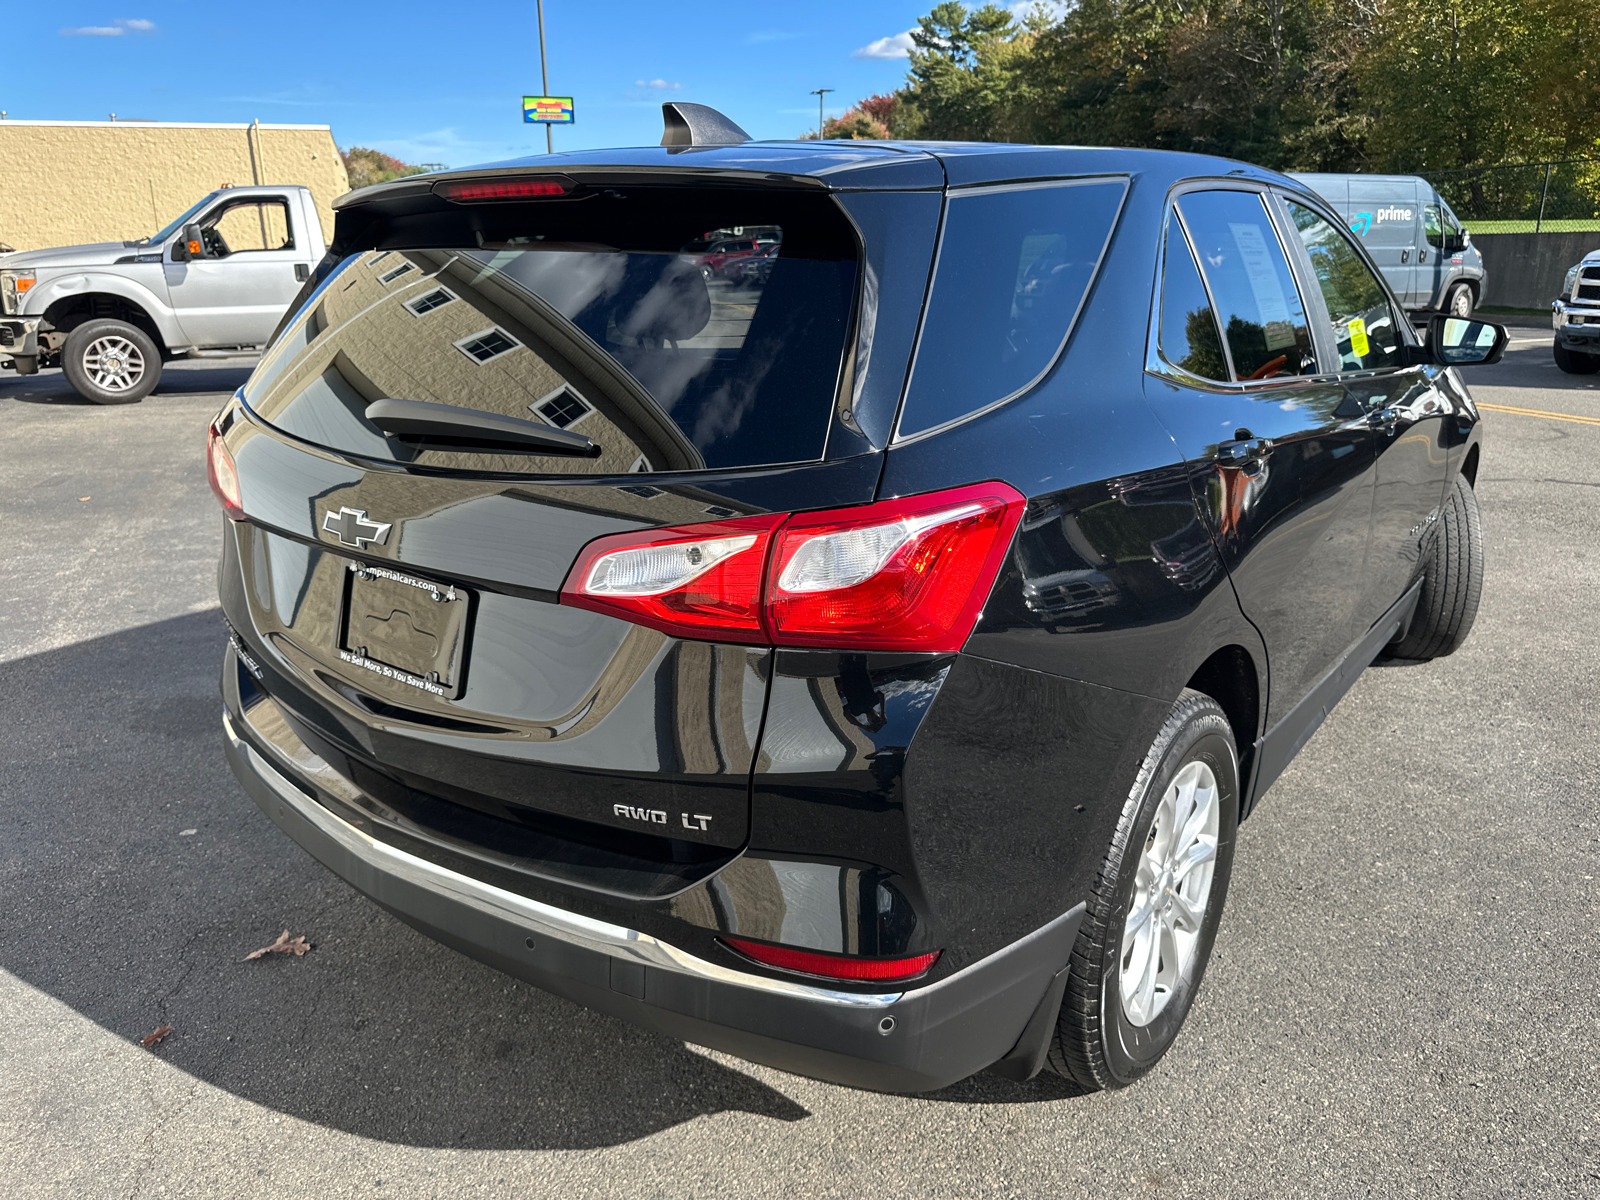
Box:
[0,185,324,403]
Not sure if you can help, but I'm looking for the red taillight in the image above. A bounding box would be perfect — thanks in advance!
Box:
[561,514,785,641]
[767,483,1025,652]
[720,937,941,983]
[207,422,243,520]
[437,178,571,201]
[559,483,1025,650]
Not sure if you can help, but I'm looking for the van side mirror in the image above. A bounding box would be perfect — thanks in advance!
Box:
[171,222,206,263]
[1427,315,1507,367]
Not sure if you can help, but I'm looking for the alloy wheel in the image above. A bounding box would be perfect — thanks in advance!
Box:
[82,335,146,393]
[1119,759,1220,1026]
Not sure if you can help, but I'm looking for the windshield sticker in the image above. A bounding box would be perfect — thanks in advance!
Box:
[1348,318,1370,358]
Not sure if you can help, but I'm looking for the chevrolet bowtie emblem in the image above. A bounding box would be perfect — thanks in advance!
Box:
[322,506,392,549]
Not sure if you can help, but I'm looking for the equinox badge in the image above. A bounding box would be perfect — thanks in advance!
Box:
[322,506,392,549]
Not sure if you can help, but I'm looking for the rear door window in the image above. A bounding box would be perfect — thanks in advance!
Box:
[1176,190,1315,381]
[243,189,858,475]
[897,177,1127,438]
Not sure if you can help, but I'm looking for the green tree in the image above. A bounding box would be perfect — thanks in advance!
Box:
[341,147,443,190]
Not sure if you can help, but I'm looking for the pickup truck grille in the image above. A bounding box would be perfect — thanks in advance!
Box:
[1577,267,1600,303]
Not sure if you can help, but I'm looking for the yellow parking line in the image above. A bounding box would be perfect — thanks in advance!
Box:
[1478,402,1600,428]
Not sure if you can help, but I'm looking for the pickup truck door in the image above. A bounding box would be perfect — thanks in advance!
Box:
[163,194,313,347]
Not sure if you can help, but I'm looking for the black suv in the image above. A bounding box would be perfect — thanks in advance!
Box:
[212,111,1498,1094]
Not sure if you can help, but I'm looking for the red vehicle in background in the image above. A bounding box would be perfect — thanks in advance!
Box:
[697,237,776,280]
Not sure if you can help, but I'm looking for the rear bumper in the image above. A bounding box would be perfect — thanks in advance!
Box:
[221,652,1084,1093]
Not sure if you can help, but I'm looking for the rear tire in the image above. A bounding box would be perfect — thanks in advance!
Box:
[1553,341,1600,374]
[1389,473,1484,660]
[1047,689,1239,1091]
[62,319,161,404]
[1446,282,1473,318]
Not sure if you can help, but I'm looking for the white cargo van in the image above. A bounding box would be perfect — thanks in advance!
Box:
[1290,174,1486,317]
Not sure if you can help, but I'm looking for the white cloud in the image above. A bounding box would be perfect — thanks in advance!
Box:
[634,79,683,91]
[61,17,155,36]
[852,31,915,59]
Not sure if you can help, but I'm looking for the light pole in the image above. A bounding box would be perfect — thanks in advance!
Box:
[810,88,834,141]
[536,0,553,154]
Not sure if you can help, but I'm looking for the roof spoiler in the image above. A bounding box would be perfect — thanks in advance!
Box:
[660,102,751,148]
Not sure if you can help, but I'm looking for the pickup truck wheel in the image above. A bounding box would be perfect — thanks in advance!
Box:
[1389,473,1484,660]
[1446,282,1473,318]
[1046,689,1239,1091]
[1553,342,1600,375]
[62,319,161,404]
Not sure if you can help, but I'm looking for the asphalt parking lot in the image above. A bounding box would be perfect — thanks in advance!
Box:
[1,330,1595,1199]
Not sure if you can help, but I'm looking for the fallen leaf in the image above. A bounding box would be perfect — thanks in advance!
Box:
[243,929,312,961]
[141,1025,174,1047]
[79,496,91,502]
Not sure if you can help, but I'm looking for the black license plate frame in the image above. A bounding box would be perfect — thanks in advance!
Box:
[340,564,473,700]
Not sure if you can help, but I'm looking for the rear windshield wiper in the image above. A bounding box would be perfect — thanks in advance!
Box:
[365,398,600,457]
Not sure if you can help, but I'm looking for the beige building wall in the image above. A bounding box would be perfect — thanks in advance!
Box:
[0,120,350,252]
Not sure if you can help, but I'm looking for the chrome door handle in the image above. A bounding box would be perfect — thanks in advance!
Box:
[1216,437,1271,463]
[1367,407,1402,429]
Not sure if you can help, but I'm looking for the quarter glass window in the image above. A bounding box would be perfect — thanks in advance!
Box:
[1287,201,1402,372]
[1175,191,1314,381]
[1158,217,1228,381]
[901,177,1127,436]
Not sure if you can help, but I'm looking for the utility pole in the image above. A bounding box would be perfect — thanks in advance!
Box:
[537,0,553,154]
[810,88,834,140]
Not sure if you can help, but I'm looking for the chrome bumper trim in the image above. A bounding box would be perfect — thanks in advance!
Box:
[0,316,40,356]
[222,707,902,1010]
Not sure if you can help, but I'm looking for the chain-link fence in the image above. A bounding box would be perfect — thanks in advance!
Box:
[1418,158,1600,233]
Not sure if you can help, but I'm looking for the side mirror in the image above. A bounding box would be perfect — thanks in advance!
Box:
[171,222,206,263]
[1427,315,1508,367]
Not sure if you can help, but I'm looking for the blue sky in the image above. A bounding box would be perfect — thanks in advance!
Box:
[7,2,946,167]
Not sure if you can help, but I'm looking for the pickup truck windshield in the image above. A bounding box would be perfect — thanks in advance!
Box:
[243,187,858,475]
[148,194,218,245]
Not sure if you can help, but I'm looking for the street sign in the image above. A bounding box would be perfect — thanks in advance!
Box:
[523,96,575,125]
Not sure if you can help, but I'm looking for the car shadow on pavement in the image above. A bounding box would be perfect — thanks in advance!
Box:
[0,611,812,1148]
[0,362,256,405]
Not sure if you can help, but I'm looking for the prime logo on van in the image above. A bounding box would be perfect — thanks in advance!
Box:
[1349,206,1414,236]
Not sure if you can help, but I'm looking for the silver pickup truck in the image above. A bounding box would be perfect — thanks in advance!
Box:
[0,185,324,403]
[1552,249,1600,374]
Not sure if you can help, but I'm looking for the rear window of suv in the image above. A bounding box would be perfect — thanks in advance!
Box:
[243,187,858,475]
